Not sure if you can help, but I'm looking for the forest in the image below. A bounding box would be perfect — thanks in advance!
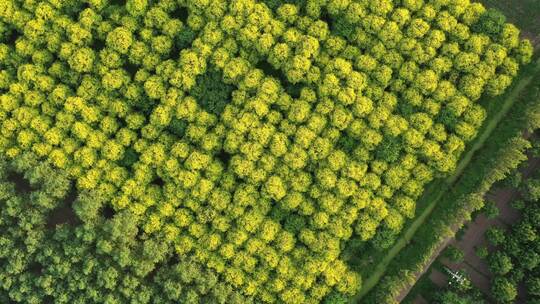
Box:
[0,0,534,303]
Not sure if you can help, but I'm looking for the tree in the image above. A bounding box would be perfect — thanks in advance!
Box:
[371,227,398,250]
[106,27,133,54]
[488,252,513,275]
[126,0,148,16]
[486,227,506,246]
[491,277,517,303]
[323,291,348,304]
[444,245,465,263]
[486,74,512,96]
[434,290,482,304]
[510,199,525,211]
[264,175,287,201]
[527,278,540,297]
[407,18,430,39]
[520,250,540,271]
[475,246,489,259]
[375,137,402,163]
[482,200,500,219]
[523,179,540,202]
[68,47,95,73]
[472,8,506,38]
[515,40,533,65]
[191,67,234,116]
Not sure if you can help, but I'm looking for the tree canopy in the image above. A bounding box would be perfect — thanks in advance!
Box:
[0,0,532,303]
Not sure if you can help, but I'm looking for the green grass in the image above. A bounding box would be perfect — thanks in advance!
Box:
[355,55,540,300]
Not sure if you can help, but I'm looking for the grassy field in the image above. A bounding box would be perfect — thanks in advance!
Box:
[355,53,540,300]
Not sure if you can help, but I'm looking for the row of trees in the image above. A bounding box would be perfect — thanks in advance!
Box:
[0,0,533,303]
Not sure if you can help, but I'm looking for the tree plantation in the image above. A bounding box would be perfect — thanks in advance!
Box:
[0,0,533,303]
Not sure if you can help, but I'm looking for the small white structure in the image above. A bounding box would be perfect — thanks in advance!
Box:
[444,267,466,286]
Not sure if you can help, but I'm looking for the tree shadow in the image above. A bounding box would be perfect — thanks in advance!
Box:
[102,204,115,220]
[145,254,179,282]
[170,6,189,22]
[91,39,106,52]
[123,61,139,79]
[7,171,33,194]
[46,185,81,228]
[109,0,126,6]
[3,29,21,45]
[321,10,356,41]
[27,262,43,275]
[151,176,165,187]
[255,60,302,99]
[268,205,308,235]
[216,150,232,168]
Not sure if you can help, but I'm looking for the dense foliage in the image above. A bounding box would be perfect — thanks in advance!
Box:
[365,55,540,304]
[0,0,532,303]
